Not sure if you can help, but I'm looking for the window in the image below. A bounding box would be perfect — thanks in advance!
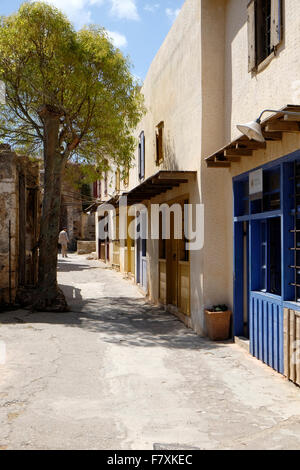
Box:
[124,164,129,188]
[93,181,98,198]
[234,167,280,217]
[263,168,280,212]
[156,121,164,165]
[115,169,120,193]
[259,218,281,296]
[104,170,108,196]
[138,131,145,180]
[248,0,282,71]
[288,161,300,302]
[251,167,281,214]
[97,180,101,198]
[234,179,249,217]
[256,0,272,64]
[113,212,119,241]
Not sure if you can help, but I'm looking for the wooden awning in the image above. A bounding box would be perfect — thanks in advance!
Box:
[96,171,196,210]
[205,105,300,168]
[125,170,196,205]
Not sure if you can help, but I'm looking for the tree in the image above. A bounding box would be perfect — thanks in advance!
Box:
[0,2,144,311]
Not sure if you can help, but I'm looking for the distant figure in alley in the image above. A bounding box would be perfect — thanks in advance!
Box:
[59,228,69,258]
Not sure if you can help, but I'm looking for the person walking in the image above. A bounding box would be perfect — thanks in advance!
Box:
[58,228,69,258]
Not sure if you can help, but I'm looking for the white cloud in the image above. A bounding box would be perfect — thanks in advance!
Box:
[38,0,139,27]
[37,0,102,27]
[107,30,128,48]
[165,7,180,22]
[144,3,159,13]
[110,0,139,21]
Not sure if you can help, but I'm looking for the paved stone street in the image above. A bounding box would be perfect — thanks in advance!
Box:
[0,254,300,450]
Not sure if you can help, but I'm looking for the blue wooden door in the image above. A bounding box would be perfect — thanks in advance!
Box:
[249,292,284,374]
[249,217,284,374]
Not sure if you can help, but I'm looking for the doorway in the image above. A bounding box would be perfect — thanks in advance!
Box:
[160,198,190,316]
[136,210,148,292]
[234,221,249,339]
[167,212,178,306]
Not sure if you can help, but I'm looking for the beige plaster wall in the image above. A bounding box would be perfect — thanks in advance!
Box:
[225,0,300,143]
[127,0,231,334]
[127,0,207,333]
[200,0,232,333]
[132,0,202,184]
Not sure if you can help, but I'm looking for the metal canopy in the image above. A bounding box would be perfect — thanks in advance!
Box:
[205,104,300,168]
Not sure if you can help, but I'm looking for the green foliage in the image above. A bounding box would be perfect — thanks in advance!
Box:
[211,305,228,312]
[0,1,144,173]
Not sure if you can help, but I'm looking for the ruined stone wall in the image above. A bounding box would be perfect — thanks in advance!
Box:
[0,148,19,305]
[60,179,96,251]
[81,213,95,241]
[60,180,84,251]
[0,147,40,306]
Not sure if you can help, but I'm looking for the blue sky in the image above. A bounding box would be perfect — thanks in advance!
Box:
[0,0,185,81]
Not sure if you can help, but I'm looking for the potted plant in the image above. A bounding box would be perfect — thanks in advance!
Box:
[205,305,232,341]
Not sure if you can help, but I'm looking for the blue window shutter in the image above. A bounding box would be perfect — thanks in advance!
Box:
[138,134,141,180]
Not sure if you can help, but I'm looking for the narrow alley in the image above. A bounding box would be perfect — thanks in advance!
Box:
[0,255,300,450]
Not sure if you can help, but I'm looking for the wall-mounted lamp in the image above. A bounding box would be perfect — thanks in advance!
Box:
[237,109,300,143]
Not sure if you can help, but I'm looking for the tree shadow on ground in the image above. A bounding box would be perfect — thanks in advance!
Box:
[0,284,228,352]
[57,260,101,273]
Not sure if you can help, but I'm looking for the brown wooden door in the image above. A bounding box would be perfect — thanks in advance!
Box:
[167,212,178,307]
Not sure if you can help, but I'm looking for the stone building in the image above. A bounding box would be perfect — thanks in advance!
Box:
[60,172,96,252]
[0,145,40,306]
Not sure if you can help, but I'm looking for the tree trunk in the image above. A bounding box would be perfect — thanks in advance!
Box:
[33,106,68,312]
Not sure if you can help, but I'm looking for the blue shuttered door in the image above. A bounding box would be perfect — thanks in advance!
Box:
[250,293,284,374]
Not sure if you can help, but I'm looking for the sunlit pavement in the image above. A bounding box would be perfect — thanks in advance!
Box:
[0,254,300,450]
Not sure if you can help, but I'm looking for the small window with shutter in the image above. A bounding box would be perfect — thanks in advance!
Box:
[248,0,282,72]
[104,170,108,196]
[138,131,145,180]
[156,121,164,165]
[115,169,120,193]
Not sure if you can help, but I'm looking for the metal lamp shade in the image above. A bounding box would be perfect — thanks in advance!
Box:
[236,120,265,143]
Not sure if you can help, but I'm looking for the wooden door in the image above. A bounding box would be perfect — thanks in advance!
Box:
[167,212,178,307]
[127,215,135,275]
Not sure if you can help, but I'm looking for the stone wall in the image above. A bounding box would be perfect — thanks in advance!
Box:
[60,178,95,251]
[77,241,96,255]
[0,148,18,305]
[0,147,40,306]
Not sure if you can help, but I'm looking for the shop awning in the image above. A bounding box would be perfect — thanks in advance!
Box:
[125,170,196,205]
[205,104,300,168]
